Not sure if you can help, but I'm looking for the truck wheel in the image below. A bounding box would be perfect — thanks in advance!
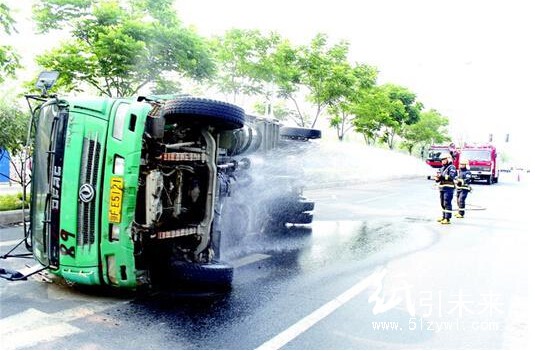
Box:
[168,260,234,287]
[280,126,322,140]
[486,177,492,185]
[163,97,245,130]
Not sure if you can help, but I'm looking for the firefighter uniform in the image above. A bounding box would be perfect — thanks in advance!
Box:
[435,154,457,224]
[455,161,472,218]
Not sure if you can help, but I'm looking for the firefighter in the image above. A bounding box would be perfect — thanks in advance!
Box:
[448,142,459,162]
[435,153,457,224]
[454,159,472,218]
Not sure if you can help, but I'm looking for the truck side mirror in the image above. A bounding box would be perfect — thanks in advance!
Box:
[35,71,59,96]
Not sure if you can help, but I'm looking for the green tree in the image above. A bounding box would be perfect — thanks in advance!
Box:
[252,100,294,121]
[33,0,214,97]
[210,29,282,105]
[328,63,377,141]
[401,109,450,156]
[297,33,353,128]
[380,84,423,149]
[0,0,20,82]
[0,99,28,185]
[352,85,392,145]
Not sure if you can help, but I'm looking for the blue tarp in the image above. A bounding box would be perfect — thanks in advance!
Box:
[0,148,10,183]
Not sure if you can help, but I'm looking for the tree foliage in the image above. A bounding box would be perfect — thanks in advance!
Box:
[379,84,423,149]
[0,99,26,156]
[401,109,450,155]
[210,29,282,104]
[0,0,20,82]
[353,85,392,145]
[296,33,354,128]
[33,0,214,97]
[1,3,451,154]
[0,98,30,186]
[328,63,378,140]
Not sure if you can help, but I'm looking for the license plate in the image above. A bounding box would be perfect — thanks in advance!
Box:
[108,176,124,223]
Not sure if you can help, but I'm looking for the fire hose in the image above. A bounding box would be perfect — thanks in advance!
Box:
[439,204,487,213]
[430,184,487,213]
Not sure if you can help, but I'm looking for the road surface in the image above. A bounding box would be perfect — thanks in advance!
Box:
[0,172,532,349]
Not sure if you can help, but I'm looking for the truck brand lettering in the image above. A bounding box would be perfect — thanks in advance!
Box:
[52,166,62,210]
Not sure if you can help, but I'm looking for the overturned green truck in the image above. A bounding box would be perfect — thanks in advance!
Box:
[7,92,320,289]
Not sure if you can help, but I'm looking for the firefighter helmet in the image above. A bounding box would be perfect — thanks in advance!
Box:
[440,152,452,161]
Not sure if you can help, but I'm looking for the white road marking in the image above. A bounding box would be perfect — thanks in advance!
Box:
[231,253,271,268]
[0,308,50,334]
[0,239,22,247]
[2,323,81,349]
[256,268,385,350]
[0,303,111,349]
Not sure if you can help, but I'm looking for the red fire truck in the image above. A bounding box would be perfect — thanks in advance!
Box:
[459,144,499,184]
[425,144,459,179]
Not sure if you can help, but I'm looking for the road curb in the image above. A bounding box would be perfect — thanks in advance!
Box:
[0,209,26,225]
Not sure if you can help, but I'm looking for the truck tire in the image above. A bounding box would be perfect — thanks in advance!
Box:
[280,126,322,140]
[168,260,234,287]
[163,97,245,130]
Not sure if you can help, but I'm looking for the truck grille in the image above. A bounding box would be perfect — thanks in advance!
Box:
[77,137,101,247]
[470,166,490,172]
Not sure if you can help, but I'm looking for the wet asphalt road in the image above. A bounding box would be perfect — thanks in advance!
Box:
[0,172,532,349]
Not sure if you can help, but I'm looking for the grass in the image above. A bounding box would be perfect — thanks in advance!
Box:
[0,193,30,211]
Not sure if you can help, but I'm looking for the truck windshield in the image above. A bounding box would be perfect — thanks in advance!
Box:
[31,103,60,266]
[428,148,447,160]
[462,150,491,161]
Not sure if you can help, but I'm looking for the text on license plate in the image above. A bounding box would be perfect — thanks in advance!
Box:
[108,176,124,223]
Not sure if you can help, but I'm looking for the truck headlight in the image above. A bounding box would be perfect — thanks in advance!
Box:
[114,155,125,175]
[110,223,120,241]
[106,255,118,285]
[112,104,129,140]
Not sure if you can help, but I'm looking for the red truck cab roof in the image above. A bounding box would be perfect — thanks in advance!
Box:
[426,145,459,169]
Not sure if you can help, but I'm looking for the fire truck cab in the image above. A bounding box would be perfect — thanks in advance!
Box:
[425,144,459,179]
[460,144,499,184]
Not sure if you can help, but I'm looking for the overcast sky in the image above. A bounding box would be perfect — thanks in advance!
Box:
[4,0,533,163]
[174,0,533,161]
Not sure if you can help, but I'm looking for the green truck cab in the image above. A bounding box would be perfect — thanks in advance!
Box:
[1,73,320,290]
[30,94,246,289]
